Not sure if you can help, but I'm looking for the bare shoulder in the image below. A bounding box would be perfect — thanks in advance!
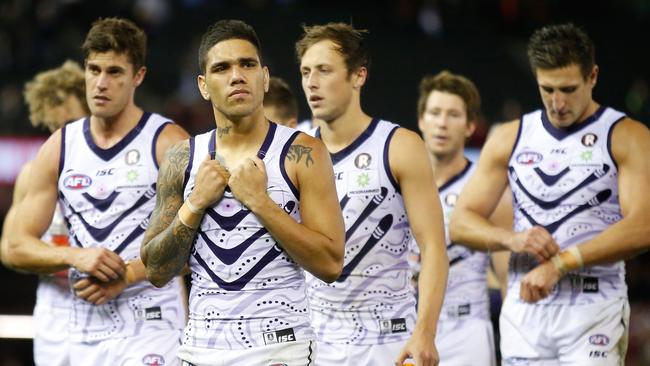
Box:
[155,123,191,162]
[611,117,650,163]
[33,129,63,175]
[286,132,329,168]
[389,127,427,161]
[481,119,521,164]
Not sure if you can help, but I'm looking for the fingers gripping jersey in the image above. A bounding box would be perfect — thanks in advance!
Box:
[409,160,490,321]
[181,123,314,350]
[507,107,627,305]
[307,119,416,345]
[58,113,185,342]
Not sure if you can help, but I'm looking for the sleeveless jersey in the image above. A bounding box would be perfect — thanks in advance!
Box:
[507,106,627,305]
[181,122,314,350]
[307,118,416,345]
[410,160,490,321]
[58,113,185,342]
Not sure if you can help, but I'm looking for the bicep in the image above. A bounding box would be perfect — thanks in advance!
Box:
[15,141,60,239]
[144,141,189,243]
[455,125,516,217]
[389,129,444,248]
[293,137,344,240]
[612,120,650,217]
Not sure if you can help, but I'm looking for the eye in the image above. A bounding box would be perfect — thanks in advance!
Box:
[541,86,553,93]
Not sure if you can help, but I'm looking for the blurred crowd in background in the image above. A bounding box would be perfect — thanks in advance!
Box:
[1,0,649,364]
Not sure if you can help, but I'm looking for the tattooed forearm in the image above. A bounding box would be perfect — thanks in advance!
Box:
[216,126,231,138]
[141,141,196,287]
[287,144,314,167]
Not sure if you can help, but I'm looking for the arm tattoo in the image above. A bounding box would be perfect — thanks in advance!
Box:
[216,126,231,138]
[141,141,197,285]
[287,144,314,167]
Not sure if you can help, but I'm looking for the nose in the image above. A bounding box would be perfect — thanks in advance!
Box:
[305,71,318,90]
[551,91,566,112]
[96,72,108,91]
[230,66,245,85]
[433,113,449,129]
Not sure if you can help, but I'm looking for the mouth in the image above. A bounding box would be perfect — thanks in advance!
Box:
[229,89,250,98]
[309,95,323,103]
[93,95,110,105]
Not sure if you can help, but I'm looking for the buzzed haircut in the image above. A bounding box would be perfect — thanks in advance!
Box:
[295,22,370,76]
[82,17,147,71]
[527,23,595,79]
[417,70,481,122]
[264,77,298,121]
[23,60,88,128]
[198,19,262,73]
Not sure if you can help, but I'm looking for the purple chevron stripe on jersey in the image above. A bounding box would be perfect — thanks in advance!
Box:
[199,227,266,265]
[203,206,251,231]
[81,191,121,212]
[112,218,149,254]
[534,166,571,186]
[447,243,472,266]
[339,195,351,210]
[199,201,296,264]
[337,214,393,282]
[509,165,610,209]
[192,243,284,291]
[517,189,612,234]
[345,187,388,241]
[69,184,156,242]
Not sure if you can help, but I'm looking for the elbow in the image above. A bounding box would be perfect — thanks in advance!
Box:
[448,212,463,243]
[319,245,344,284]
[145,267,170,288]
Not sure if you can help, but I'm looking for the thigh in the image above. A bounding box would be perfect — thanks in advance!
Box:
[556,299,629,366]
[33,306,70,366]
[499,299,558,365]
[180,341,315,366]
[436,318,496,366]
[316,341,406,366]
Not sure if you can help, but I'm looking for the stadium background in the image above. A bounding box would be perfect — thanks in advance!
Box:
[0,0,649,364]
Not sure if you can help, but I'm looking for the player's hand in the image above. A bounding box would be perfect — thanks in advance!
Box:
[69,247,126,282]
[395,332,439,366]
[73,275,127,305]
[519,260,562,303]
[228,156,268,210]
[505,226,559,262]
[189,153,230,210]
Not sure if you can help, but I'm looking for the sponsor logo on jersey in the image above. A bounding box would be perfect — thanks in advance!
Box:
[515,151,543,165]
[379,318,407,334]
[126,149,141,165]
[263,328,296,345]
[581,133,598,147]
[354,153,372,169]
[582,277,599,293]
[135,306,162,321]
[589,334,610,346]
[142,354,165,366]
[63,174,92,190]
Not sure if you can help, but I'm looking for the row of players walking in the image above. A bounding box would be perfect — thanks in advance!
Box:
[2,15,648,366]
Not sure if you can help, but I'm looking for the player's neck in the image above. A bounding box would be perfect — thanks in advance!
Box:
[212,108,269,166]
[430,150,468,188]
[575,100,601,125]
[318,104,372,153]
[89,103,143,149]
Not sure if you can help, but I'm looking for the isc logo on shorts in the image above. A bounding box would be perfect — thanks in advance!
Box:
[379,318,407,334]
[263,328,296,345]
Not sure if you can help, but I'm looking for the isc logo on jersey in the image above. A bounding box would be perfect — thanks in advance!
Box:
[379,318,407,334]
[63,174,92,190]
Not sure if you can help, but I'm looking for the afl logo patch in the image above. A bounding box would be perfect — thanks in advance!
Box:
[515,151,543,165]
[354,153,372,169]
[589,334,610,346]
[581,133,598,147]
[444,193,458,207]
[142,354,165,365]
[125,149,141,165]
[63,174,92,190]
